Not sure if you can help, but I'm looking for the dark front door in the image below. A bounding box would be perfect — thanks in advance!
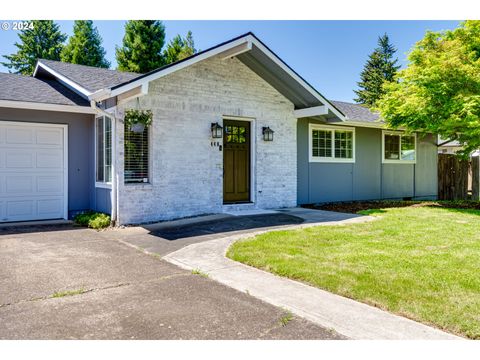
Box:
[223,119,250,203]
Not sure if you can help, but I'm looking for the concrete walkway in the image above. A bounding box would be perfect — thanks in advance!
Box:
[163,208,461,340]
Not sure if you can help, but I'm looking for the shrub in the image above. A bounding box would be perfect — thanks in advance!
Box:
[74,211,111,230]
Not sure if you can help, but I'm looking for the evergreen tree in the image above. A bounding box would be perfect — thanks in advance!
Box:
[2,20,67,75]
[116,20,166,73]
[354,33,400,107]
[61,20,110,68]
[163,31,197,64]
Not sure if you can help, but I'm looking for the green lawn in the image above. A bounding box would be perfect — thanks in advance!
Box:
[227,206,480,338]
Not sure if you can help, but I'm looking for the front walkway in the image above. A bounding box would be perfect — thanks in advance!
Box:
[161,208,461,340]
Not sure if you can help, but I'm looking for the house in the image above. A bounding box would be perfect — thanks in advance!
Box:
[0,32,438,225]
[437,137,463,155]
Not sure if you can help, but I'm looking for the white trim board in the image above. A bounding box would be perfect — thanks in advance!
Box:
[0,100,95,114]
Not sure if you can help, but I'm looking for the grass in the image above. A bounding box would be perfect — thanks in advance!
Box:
[279,310,293,327]
[227,205,480,339]
[74,211,111,230]
[51,288,86,298]
[191,269,209,278]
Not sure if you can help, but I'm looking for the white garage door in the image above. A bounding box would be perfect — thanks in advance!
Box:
[0,121,67,222]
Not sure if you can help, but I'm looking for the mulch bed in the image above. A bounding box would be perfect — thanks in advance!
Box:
[304,200,480,214]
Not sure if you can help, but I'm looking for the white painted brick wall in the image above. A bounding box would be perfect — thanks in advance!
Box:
[116,55,297,224]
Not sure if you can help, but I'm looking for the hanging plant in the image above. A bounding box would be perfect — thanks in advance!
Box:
[124,109,153,133]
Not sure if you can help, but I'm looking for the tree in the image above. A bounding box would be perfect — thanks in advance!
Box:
[376,21,480,157]
[163,31,197,64]
[116,20,166,73]
[354,33,400,107]
[61,20,110,68]
[1,20,66,75]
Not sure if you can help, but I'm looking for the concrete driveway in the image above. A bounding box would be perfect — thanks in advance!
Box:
[0,223,343,339]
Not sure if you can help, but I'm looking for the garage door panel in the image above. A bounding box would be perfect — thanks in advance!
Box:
[37,198,63,216]
[6,200,34,217]
[0,121,67,222]
[37,175,63,194]
[36,129,63,146]
[5,175,34,193]
[6,128,34,145]
[5,151,34,168]
[36,150,63,168]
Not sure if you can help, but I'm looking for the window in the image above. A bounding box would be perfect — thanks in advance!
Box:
[382,132,416,163]
[310,125,355,162]
[124,123,149,183]
[96,116,112,183]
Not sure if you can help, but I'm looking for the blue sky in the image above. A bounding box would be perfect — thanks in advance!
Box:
[0,20,459,102]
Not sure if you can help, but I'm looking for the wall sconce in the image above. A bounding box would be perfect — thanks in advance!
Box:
[262,126,274,141]
[211,122,223,138]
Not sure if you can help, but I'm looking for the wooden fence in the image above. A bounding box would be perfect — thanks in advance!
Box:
[438,154,480,200]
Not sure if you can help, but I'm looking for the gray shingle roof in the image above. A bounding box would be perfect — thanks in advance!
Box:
[37,59,140,93]
[331,100,382,123]
[0,72,89,106]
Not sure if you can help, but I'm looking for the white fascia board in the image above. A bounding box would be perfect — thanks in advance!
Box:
[294,105,328,118]
[88,88,111,101]
[104,35,253,100]
[249,37,346,121]
[221,41,252,60]
[340,120,386,129]
[35,62,92,99]
[0,99,96,114]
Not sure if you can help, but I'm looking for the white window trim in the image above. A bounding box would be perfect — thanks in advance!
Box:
[382,130,417,164]
[309,124,355,163]
[95,115,112,188]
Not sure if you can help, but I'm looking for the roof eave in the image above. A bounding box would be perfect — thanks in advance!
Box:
[34,61,93,100]
[91,32,346,120]
[0,99,96,114]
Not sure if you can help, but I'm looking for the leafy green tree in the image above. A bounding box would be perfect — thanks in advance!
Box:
[61,20,110,68]
[377,21,480,156]
[2,20,66,74]
[116,20,166,73]
[354,33,400,107]
[163,31,197,64]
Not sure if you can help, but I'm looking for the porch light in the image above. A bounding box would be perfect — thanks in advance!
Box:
[211,122,223,138]
[262,127,274,141]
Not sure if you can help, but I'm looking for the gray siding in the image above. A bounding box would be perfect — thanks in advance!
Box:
[94,187,112,214]
[0,107,98,217]
[297,119,438,204]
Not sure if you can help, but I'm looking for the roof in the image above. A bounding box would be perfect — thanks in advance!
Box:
[0,72,89,107]
[35,59,139,94]
[331,101,382,123]
[106,32,345,119]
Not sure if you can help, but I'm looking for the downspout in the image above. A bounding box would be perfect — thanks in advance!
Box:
[90,100,118,225]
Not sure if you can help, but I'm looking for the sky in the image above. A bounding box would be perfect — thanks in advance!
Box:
[0,20,460,102]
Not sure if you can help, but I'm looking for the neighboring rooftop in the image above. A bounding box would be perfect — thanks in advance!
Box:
[36,59,140,93]
[331,100,382,123]
[0,72,89,107]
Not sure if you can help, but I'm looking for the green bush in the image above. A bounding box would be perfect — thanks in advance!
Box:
[74,211,111,230]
